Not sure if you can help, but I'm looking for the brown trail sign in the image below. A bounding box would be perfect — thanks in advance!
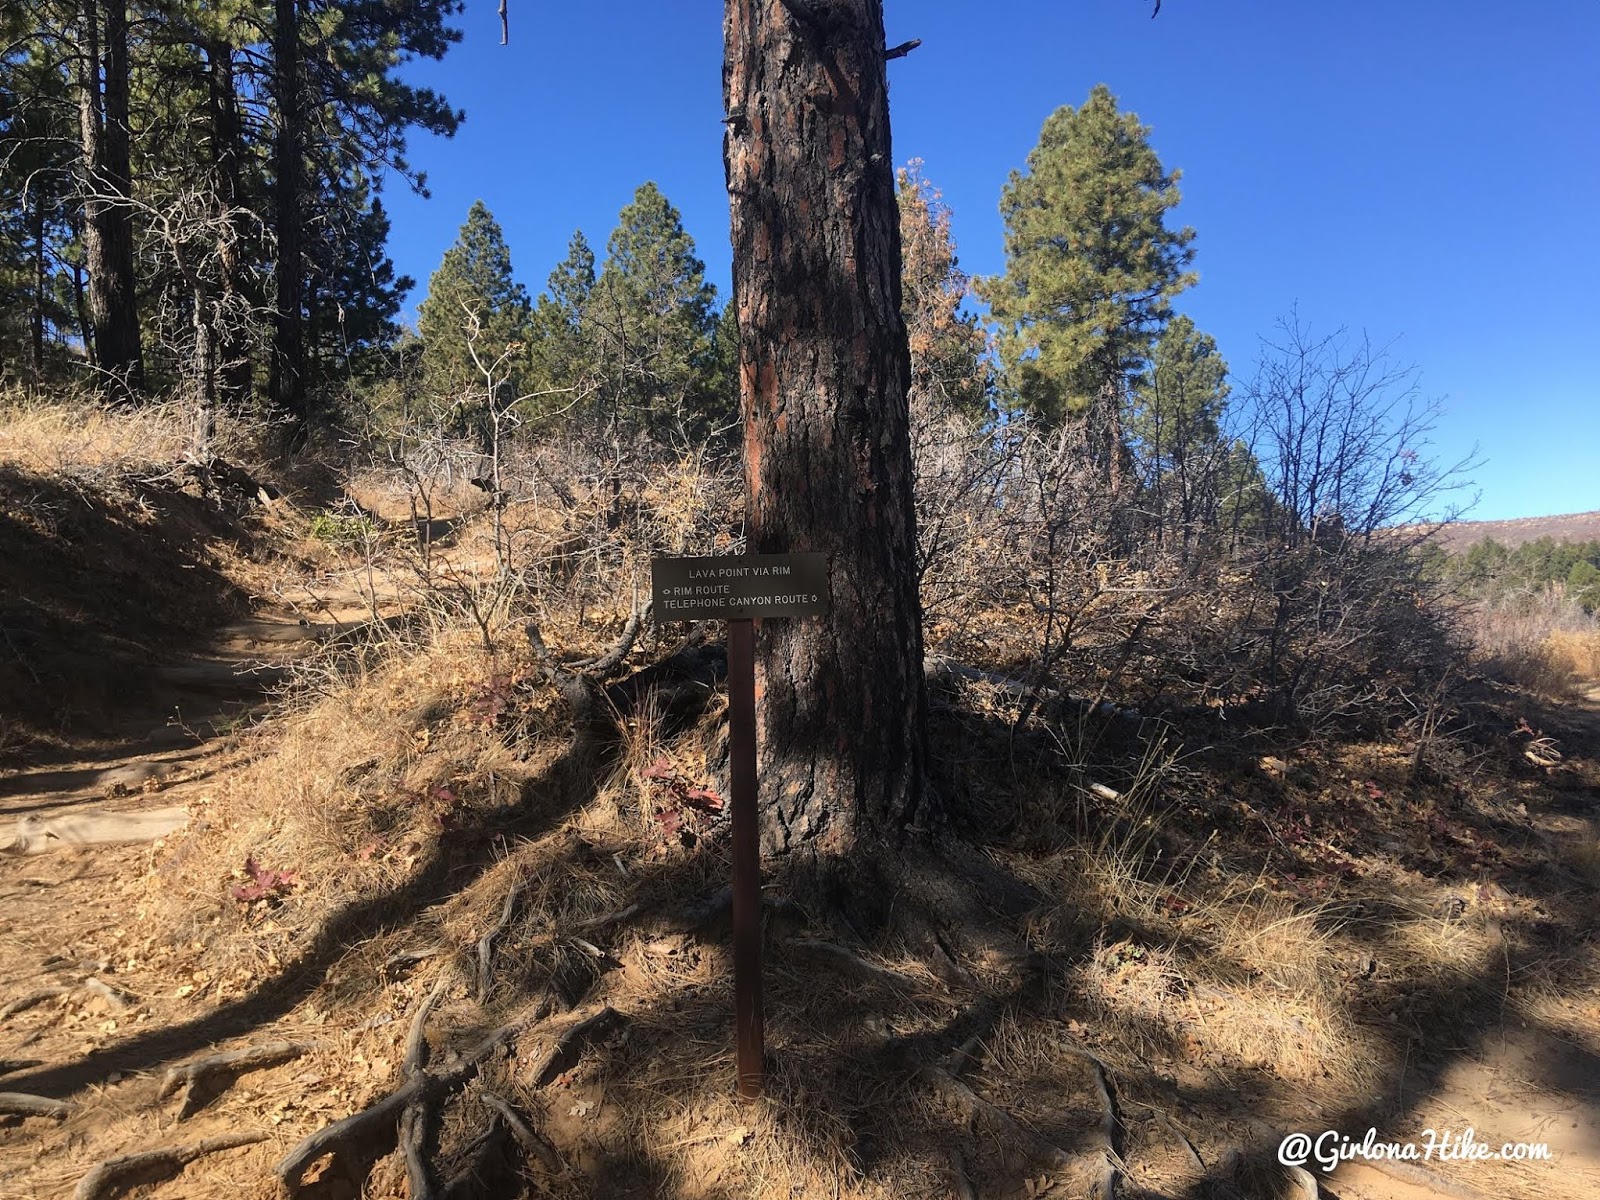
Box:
[650,553,828,1100]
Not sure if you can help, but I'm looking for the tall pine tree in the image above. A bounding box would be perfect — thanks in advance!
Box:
[588,182,723,440]
[979,84,1196,488]
[417,200,530,399]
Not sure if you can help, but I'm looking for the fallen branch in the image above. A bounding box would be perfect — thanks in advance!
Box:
[3,807,189,855]
[571,599,650,676]
[74,1131,268,1200]
[158,1041,311,1118]
[276,993,553,1194]
[0,1091,68,1119]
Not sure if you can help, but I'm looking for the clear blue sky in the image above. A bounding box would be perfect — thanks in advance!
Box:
[378,1,1599,522]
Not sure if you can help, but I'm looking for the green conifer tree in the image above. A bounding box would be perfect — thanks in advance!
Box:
[979,84,1196,486]
[416,200,530,399]
[587,182,722,439]
[526,229,595,404]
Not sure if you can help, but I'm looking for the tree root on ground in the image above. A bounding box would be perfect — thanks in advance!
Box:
[0,1091,68,1119]
[0,987,70,1020]
[158,1042,312,1118]
[72,1131,267,1200]
[278,985,566,1200]
[476,881,524,1001]
[527,1005,624,1087]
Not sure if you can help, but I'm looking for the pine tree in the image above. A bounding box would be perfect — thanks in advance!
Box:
[1129,315,1229,471]
[979,84,1196,486]
[1129,315,1232,558]
[526,229,595,404]
[896,160,989,417]
[588,182,723,439]
[417,200,530,399]
[305,171,412,380]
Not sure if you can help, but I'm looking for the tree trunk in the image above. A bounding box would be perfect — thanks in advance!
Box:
[76,0,144,396]
[269,0,306,430]
[722,0,930,861]
[205,39,253,409]
[30,197,47,379]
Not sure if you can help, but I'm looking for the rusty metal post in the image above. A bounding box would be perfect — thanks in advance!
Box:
[727,616,764,1099]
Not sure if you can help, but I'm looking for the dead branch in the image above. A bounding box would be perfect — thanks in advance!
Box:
[884,37,921,60]
[480,1091,561,1172]
[73,1132,268,1200]
[157,1041,311,1118]
[0,1091,68,1118]
[477,882,523,1000]
[529,1005,624,1087]
[275,993,553,1194]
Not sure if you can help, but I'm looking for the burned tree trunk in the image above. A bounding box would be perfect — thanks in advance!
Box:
[722,0,930,860]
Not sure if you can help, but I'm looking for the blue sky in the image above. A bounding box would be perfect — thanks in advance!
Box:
[378,1,1599,522]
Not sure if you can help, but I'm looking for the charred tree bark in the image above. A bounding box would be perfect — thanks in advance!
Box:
[269,0,307,431]
[76,0,144,396]
[722,0,930,861]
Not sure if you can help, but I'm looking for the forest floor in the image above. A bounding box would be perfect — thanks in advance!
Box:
[3,458,1600,1200]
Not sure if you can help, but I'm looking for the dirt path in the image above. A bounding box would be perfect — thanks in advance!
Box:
[3,641,1599,1198]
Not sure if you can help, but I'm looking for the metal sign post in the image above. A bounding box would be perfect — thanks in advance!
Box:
[650,552,829,1101]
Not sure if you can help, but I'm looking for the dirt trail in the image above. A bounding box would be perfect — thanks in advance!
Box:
[3,635,1599,1197]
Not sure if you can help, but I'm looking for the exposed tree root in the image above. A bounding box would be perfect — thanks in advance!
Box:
[787,937,924,990]
[921,1065,1077,1175]
[0,1091,69,1119]
[275,990,554,1195]
[481,1091,562,1172]
[72,1131,267,1200]
[0,987,69,1020]
[528,1005,624,1087]
[476,881,523,1000]
[157,1041,312,1119]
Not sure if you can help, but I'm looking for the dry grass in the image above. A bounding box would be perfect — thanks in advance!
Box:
[1468,594,1600,697]
[0,388,194,480]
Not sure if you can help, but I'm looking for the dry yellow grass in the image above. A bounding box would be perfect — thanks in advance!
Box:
[0,389,193,477]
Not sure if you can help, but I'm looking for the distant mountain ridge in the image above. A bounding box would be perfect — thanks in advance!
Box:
[1421,510,1600,553]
